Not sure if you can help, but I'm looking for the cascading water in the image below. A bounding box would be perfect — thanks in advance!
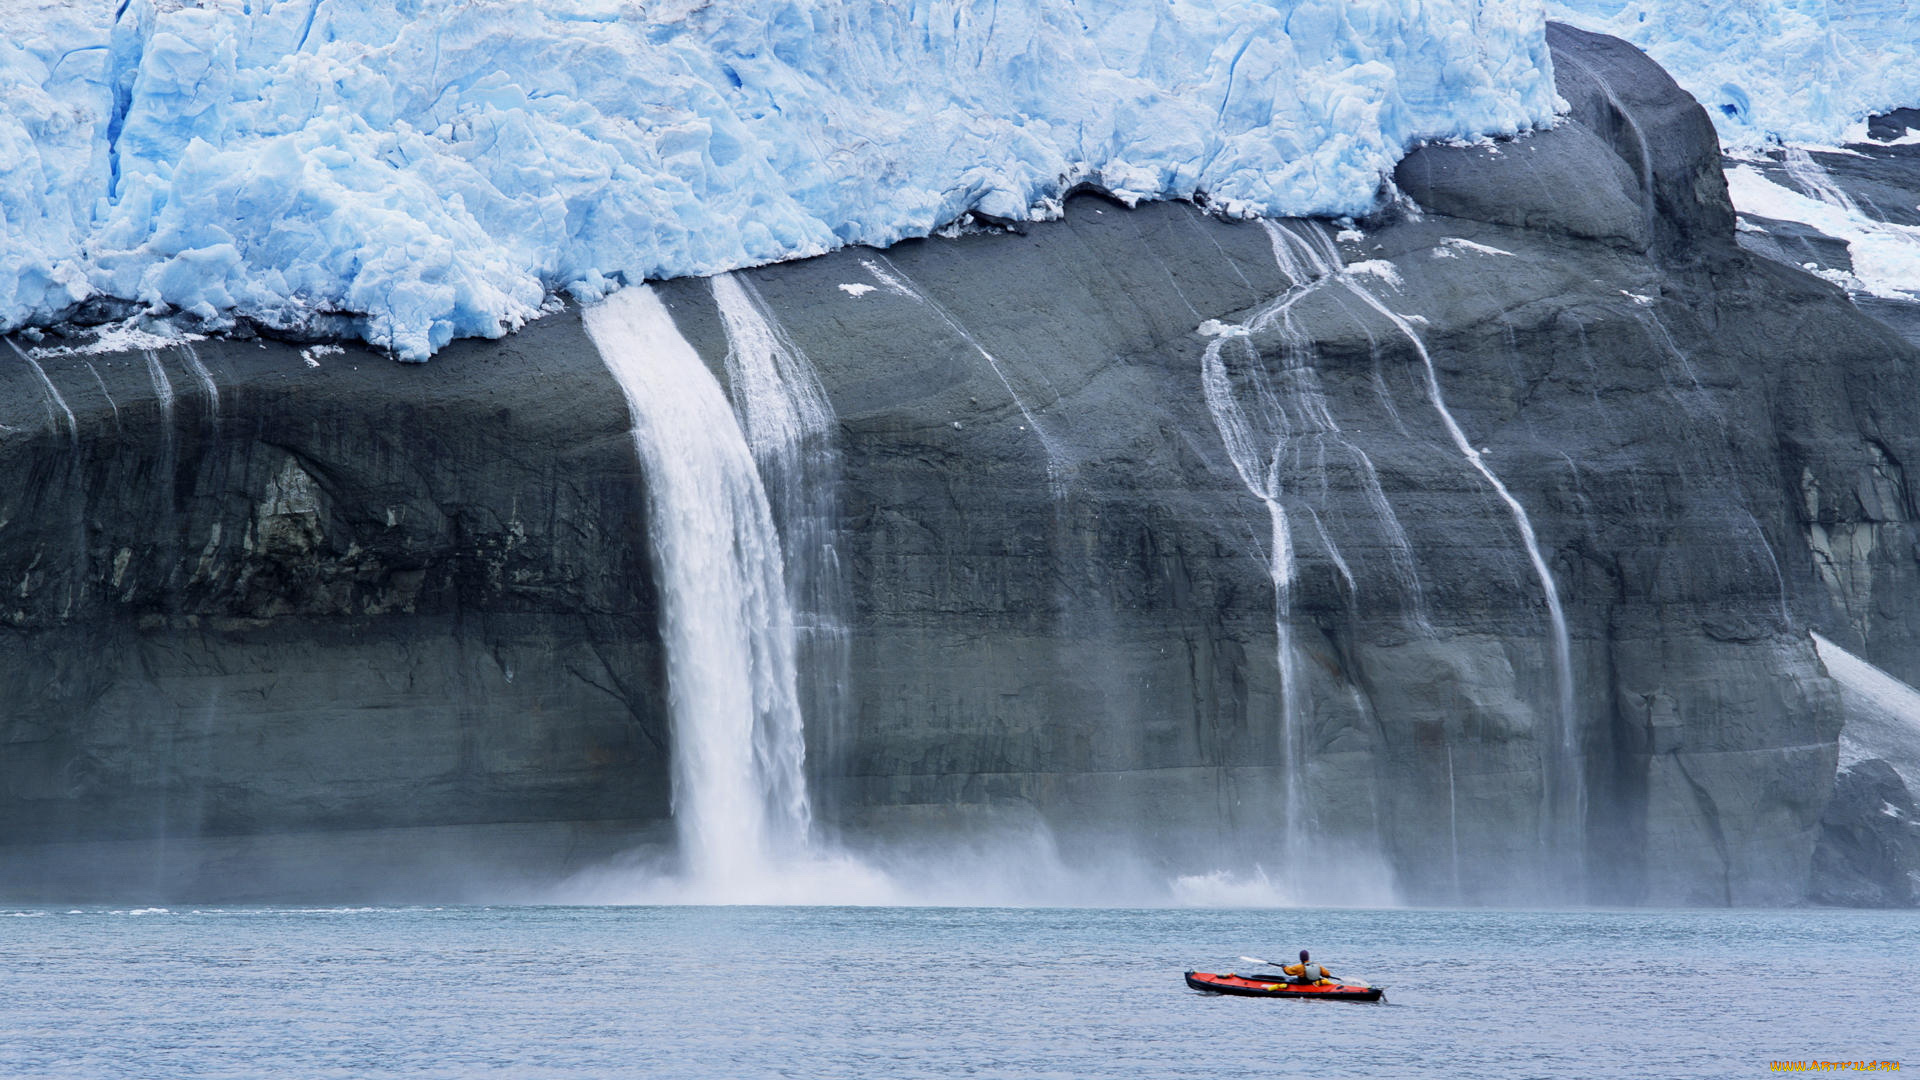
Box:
[708,272,853,810]
[1257,223,1428,621]
[582,285,813,892]
[1340,273,1585,881]
[1200,293,1310,859]
[1630,306,1794,638]
[8,341,84,622]
[181,343,219,414]
[1197,218,1422,864]
[1744,510,1792,629]
[144,350,175,421]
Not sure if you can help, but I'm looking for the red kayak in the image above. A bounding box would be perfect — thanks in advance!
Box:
[1185,970,1385,1002]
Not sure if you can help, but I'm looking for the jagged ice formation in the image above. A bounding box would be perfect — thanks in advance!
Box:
[0,0,1560,359]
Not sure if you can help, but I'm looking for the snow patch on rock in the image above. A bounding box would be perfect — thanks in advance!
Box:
[1546,1,1920,146]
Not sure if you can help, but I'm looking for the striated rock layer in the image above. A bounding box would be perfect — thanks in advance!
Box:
[2,25,1915,903]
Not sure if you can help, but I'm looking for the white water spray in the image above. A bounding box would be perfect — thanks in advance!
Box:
[583,286,812,893]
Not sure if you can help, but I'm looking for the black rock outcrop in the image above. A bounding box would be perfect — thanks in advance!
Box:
[1812,760,1920,907]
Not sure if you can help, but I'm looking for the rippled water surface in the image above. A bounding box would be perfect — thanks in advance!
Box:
[2,905,1912,1078]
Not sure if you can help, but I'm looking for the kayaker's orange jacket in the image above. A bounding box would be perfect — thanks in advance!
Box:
[1280,962,1333,983]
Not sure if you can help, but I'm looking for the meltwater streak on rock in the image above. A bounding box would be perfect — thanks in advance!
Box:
[179,343,219,415]
[1339,274,1585,883]
[582,286,811,895]
[1745,509,1793,630]
[1783,147,1860,214]
[859,255,1070,489]
[7,340,76,442]
[1199,253,1319,860]
[142,349,174,419]
[1549,41,1659,249]
[708,272,853,812]
[1259,221,1430,627]
[1733,146,1920,303]
[8,339,85,622]
[1199,329,1300,836]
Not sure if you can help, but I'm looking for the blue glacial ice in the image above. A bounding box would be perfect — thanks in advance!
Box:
[1545,0,1920,146]
[0,0,1558,359]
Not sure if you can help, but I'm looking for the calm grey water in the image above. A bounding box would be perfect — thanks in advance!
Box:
[1,905,1912,1078]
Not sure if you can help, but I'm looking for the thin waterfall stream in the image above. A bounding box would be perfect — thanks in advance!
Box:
[709,271,852,815]
[1197,219,1419,867]
[1340,272,1585,882]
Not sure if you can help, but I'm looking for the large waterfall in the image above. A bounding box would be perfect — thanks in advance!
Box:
[582,286,813,893]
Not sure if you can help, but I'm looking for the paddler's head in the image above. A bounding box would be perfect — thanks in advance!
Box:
[1299,949,1310,963]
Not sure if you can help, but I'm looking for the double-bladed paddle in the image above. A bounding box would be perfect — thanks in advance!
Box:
[1236,954,1370,987]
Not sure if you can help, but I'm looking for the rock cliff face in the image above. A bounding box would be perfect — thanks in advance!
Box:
[0,323,674,898]
[3,24,1917,903]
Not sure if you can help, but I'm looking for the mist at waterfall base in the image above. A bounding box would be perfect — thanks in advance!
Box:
[555,264,1580,909]
[571,272,1415,908]
[4,905,1911,1079]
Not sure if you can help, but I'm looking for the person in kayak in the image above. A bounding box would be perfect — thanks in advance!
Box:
[1280,949,1333,985]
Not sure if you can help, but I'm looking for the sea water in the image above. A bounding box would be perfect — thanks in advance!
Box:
[1,906,1911,1078]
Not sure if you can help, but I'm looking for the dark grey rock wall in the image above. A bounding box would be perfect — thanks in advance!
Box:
[2,24,1915,903]
[0,319,669,898]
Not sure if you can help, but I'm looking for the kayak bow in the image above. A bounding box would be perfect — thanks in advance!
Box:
[1184,970,1384,1002]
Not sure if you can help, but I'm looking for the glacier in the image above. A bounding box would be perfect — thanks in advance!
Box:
[0,0,1560,360]
[1544,0,1920,145]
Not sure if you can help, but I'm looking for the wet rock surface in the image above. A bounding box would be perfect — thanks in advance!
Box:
[3,25,1917,904]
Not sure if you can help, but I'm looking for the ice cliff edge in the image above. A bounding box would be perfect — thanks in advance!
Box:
[0,0,1558,359]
